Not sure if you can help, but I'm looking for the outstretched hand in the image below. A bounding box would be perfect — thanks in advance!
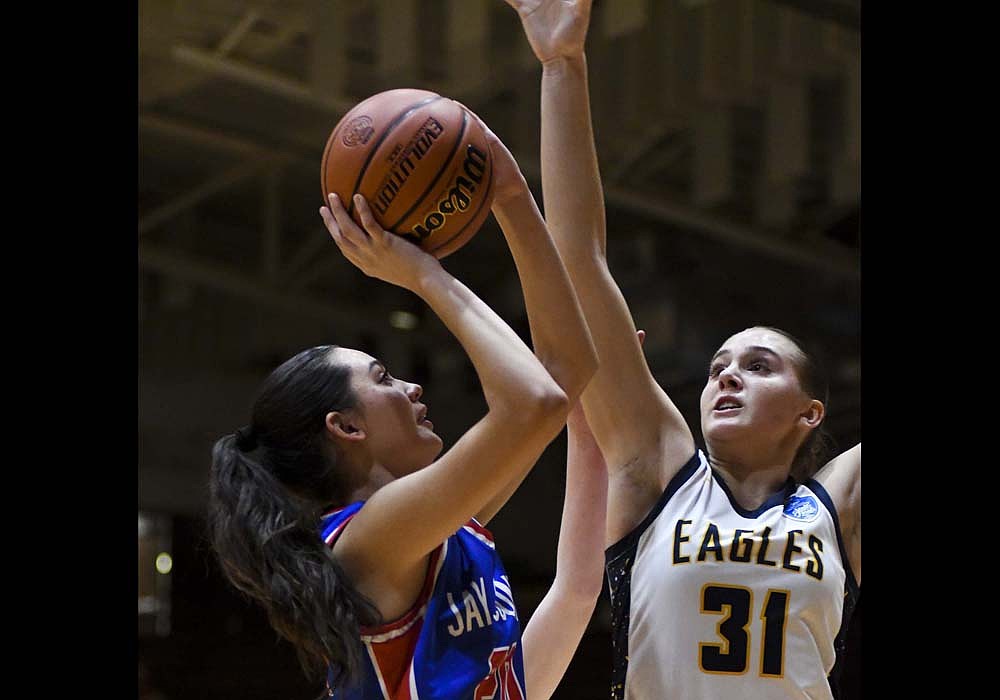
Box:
[505,0,592,65]
[319,193,440,291]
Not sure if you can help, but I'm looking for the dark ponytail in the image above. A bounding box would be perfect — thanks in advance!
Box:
[207,346,380,688]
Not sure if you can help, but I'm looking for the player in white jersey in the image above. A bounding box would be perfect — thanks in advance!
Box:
[505,1,861,698]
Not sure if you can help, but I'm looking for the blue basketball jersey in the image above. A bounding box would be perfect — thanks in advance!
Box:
[320,502,527,700]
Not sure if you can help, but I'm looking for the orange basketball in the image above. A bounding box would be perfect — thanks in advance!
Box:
[321,89,495,259]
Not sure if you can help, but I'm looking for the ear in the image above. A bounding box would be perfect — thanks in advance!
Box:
[325,410,367,443]
[799,399,825,429]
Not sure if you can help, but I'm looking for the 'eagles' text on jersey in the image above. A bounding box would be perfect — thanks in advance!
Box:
[606,451,859,700]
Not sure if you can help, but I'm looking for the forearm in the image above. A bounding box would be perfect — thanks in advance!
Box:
[522,585,598,700]
[537,53,689,470]
[491,184,598,402]
[555,410,608,599]
[521,411,607,699]
[410,262,562,409]
[540,54,607,260]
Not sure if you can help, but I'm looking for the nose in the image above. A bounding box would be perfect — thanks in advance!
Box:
[717,363,742,390]
[407,382,423,402]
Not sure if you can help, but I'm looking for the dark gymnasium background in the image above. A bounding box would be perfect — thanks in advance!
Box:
[138,1,861,697]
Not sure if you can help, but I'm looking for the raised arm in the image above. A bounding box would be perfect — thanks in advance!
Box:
[319,174,594,599]
[507,0,694,540]
[521,401,607,699]
[812,443,861,584]
[471,119,599,524]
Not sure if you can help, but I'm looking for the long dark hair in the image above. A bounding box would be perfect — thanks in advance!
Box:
[756,327,836,482]
[208,345,380,687]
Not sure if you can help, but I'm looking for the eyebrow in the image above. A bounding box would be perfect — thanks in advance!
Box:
[368,360,386,374]
[711,346,781,363]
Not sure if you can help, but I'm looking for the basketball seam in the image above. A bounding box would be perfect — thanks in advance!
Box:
[429,155,494,257]
[345,96,442,219]
[387,109,469,232]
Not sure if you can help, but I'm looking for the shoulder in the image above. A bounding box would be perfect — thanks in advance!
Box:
[811,443,860,522]
[318,501,365,547]
[809,444,860,583]
[607,449,705,551]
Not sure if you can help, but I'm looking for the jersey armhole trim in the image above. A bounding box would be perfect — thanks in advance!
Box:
[466,517,495,543]
[360,541,447,641]
[321,502,449,641]
[806,478,860,597]
[605,450,703,564]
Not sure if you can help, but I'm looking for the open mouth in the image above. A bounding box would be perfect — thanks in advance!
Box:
[713,396,743,413]
[417,407,433,429]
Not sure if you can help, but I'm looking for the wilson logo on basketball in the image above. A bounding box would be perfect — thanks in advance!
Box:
[341,116,375,147]
[406,144,489,244]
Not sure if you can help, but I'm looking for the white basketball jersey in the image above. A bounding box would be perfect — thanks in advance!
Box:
[605,450,859,700]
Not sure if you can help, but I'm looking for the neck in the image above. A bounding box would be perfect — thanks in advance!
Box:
[346,461,395,503]
[706,442,797,511]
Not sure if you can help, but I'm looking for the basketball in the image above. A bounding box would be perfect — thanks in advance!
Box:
[321,89,495,259]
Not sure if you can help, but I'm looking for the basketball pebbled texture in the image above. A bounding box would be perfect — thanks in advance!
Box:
[321,89,495,259]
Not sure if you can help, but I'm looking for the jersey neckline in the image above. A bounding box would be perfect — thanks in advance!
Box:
[709,463,798,518]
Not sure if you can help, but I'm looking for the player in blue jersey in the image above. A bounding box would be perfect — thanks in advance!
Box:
[208,119,605,699]
[505,1,860,698]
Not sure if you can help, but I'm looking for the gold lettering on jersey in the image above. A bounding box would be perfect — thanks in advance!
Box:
[805,535,824,580]
[697,524,724,562]
[670,519,826,579]
[782,530,803,572]
[673,519,693,563]
[756,526,778,567]
[730,529,754,562]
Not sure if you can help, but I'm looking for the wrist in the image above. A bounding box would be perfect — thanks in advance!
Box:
[541,53,586,74]
[491,173,530,208]
[407,254,445,296]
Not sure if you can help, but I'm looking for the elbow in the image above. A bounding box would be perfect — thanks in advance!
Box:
[535,385,572,425]
[546,345,600,406]
[516,383,571,434]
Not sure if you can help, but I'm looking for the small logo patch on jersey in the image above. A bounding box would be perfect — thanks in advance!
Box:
[783,495,820,522]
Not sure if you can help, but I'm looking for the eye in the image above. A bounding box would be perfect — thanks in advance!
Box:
[746,360,769,372]
[708,363,724,378]
[379,369,393,384]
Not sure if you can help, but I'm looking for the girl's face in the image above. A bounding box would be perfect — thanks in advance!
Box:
[331,347,443,477]
[699,328,818,454]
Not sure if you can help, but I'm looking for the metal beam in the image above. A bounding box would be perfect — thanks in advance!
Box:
[606,126,677,184]
[139,160,278,237]
[140,114,328,283]
[603,184,858,278]
[138,244,380,330]
[143,114,857,279]
[215,10,260,56]
[172,45,358,114]
[140,114,281,158]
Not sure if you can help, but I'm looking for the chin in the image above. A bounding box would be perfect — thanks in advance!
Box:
[703,419,747,443]
[424,435,444,461]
